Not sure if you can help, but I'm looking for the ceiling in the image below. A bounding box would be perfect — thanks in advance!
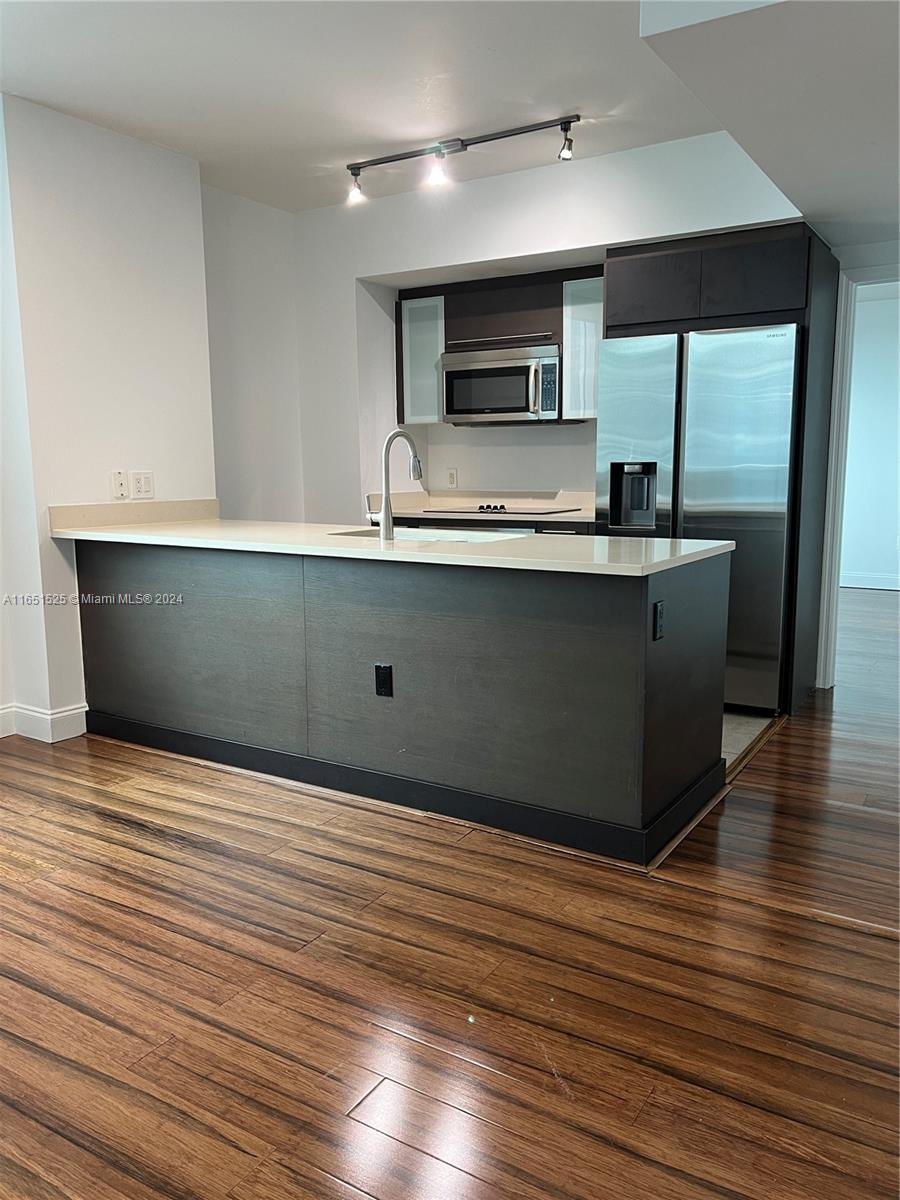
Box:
[0,1,722,212]
[644,0,900,248]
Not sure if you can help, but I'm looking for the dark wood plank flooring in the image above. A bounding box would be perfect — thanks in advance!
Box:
[0,587,896,1199]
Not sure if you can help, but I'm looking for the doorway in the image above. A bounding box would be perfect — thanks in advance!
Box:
[839,281,899,591]
[818,269,900,687]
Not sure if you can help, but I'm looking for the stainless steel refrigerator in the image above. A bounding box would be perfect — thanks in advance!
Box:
[596,325,799,712]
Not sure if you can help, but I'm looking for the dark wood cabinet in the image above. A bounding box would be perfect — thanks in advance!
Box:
[396,266,602,423]
[443,279,563,349]
[700,237,809,318]
[604,226,813,334]
[604,251,701,328]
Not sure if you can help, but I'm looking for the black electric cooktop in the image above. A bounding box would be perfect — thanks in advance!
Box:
[425,505,582,516]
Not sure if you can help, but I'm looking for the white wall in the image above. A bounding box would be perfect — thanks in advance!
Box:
[1,102,49,735]
[840,284,900,590]
[293,131,800,523]
[201,185,303,520]
[353,279,431,503]
[1,96,216,738]
[6,98,215,509]
[424,422,597,494]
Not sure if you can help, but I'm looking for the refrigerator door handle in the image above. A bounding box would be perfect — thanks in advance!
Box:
[672,335,691,538]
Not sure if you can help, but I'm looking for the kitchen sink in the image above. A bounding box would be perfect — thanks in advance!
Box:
[330,528,529,544]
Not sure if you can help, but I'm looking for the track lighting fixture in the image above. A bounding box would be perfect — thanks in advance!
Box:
[346,114,580,205]
[427,148,448,186]
[347,168,365,204]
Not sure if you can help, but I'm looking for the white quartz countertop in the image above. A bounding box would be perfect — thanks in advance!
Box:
[51,517,734,577]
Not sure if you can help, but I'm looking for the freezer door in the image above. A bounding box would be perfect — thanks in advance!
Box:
[595,334,680,534]
[681,325,798,710]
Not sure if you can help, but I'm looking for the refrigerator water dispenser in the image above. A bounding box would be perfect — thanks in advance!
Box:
[610,462,658,528]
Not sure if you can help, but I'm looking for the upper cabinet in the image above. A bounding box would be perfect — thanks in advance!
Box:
[395,268,603,424]
[398,294,445,425]
[605,227,814,335]
[443,279,563,349]
[699,237,809,318]
[562,276,603,420]
[604,252,701,328]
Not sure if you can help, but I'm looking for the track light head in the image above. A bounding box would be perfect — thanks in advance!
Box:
[347,169,365,205]
[558,122,574,162]
[427,148,448,186]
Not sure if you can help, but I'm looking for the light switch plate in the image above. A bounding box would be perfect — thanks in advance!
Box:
[129,470,154,499]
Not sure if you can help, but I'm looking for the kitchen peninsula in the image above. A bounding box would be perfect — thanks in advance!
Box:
[52,513,734,865]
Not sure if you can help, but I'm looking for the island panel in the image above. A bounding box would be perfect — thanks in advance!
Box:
[641,553,731,825]
[74,540,729,864]
[303,557,644,825]
[77,542,307,755]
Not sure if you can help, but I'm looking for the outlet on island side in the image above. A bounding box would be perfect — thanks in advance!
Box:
[652,601,665,641]
[374,664,393,697]
[448,467,458,489]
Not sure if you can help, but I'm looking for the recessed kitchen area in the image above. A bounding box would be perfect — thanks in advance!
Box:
[365,226,836,745]
[1,2,898,1198]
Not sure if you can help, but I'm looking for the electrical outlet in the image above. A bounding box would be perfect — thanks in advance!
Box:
[374,664,393,697]
[448,467,459,489]
[129,470,154,499]
[110,470,129,499]
[652,601,665,641]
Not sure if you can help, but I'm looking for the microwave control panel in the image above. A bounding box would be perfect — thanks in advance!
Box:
[540,363,558,415]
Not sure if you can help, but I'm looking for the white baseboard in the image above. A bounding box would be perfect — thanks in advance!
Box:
[0,705,15,738]
[0,703,87,742]
[839,572,900,591]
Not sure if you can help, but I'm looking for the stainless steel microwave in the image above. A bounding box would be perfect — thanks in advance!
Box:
[441,344,560,424]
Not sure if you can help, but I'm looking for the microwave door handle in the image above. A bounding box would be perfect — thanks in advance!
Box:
[529,363,539,414]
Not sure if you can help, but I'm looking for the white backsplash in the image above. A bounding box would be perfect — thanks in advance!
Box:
[424,420,597,494]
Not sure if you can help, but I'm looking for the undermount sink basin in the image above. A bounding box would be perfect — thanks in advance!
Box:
[330,528,529,544]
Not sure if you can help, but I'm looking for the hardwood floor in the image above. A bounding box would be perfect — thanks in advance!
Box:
[0,587,896,1199]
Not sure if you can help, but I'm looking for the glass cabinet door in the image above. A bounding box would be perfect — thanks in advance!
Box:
[562,277,603,420]
[401,295,445,424]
